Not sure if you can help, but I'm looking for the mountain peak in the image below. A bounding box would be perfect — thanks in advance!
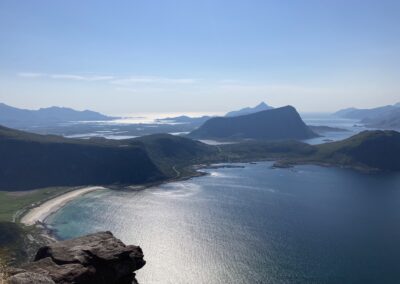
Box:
[225,101,274,117]
[256,102,268,107]
[190,105,317,140]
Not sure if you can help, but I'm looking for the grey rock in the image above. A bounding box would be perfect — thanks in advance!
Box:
[7,271,55,284]
[9,231,145,284]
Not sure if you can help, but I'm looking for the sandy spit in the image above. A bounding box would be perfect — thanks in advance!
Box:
[20,186,105,226]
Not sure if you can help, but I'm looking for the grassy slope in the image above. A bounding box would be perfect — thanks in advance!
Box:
[291,130,400,171]
[0,126,166,190]
[218,140,316,162]
[132,134,220,177]
[0,187,75,222]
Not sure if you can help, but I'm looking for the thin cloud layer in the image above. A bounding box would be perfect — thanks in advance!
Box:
[111,76,197,85]
[18,73,114,81]
[18,73,197,85]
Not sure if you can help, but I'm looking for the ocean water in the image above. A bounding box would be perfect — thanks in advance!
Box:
[301,115,366,145]
[46,163,400,283]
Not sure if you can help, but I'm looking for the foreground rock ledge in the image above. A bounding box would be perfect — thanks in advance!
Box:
[7,231,145,284]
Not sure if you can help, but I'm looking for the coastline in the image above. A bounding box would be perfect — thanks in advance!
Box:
[20,186,105,226]
[10,161,383,263]
[17,169,207,229]
[18,159,378,229]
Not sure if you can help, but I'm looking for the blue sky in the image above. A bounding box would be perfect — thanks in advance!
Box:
[0,0,399,115]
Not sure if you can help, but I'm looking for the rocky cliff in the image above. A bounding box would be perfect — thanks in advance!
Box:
[7,231,145,284]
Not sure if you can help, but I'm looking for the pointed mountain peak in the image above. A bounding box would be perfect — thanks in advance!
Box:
[225,102,273,117]
[256,102,268,107]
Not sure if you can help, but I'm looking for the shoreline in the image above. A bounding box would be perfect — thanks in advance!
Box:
[20,186,105,226]
[11,161,382,261]
[17,169,207,230]
[18,159,377,229]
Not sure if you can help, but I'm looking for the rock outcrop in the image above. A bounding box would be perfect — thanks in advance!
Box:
[7,231,145,284]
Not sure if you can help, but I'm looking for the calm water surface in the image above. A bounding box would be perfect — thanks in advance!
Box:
[47,163,400,283]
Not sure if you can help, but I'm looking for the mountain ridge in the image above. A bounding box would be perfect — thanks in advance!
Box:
[333,103,400,130]
[189,106,318,140]
[0,103,116,128]
[0,125,398,190]
[225,101,273,117]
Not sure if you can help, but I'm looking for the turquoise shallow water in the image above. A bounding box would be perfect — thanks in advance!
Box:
[47,162,400,284]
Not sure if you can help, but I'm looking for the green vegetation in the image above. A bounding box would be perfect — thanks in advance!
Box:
[0,187,78,266]
[1,124,399,191]
[133,134,220,177]
[0,187,73,222]
[310,130,400,170]
[219,140,316,161]
[0,222,27,265]
[0,125,165,190]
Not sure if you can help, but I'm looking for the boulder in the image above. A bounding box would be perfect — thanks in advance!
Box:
[8,231,145,284]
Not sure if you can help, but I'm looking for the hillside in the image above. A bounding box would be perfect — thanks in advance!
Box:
[0,126,164,190]
[307,131,400,171]
[132,134,219,176]
[0,126,222,190]
[0,125,399,191]
[225,102,273,117]
[0,103,115,128]
[189,106,318,140]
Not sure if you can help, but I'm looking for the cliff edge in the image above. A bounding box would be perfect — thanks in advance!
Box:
[6,231,145,284]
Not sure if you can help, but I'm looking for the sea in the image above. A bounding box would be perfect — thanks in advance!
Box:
[45,113,400,283]
[46,163,400,283]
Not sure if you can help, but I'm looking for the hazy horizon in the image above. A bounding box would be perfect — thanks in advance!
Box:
[1,0,399,114]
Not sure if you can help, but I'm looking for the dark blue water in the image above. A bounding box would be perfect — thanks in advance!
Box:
[47,163,400,283]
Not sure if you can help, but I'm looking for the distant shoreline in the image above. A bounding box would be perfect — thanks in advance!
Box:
[20,186,105,226]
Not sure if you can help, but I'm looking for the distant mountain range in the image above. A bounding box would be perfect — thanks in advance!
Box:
[155,115,211,127]
[334,102,400,130]
[0,103,116,127]
[188,106,317,140]
[225,102,273,117]
[0,124,398,190]
[155,102,273,126]
[361,108,400,130]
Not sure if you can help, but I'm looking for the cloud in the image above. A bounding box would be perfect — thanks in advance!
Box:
[18,72,45,78]
[111,76,197,86]
[17,72,196,86]
[18,72,114,81]
[49,74,114,81]
[115,87,166,93]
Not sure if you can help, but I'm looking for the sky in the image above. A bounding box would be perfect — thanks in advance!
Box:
[0,0,399,116]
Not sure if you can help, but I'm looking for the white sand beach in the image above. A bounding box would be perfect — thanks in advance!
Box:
[20,186,105,226]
